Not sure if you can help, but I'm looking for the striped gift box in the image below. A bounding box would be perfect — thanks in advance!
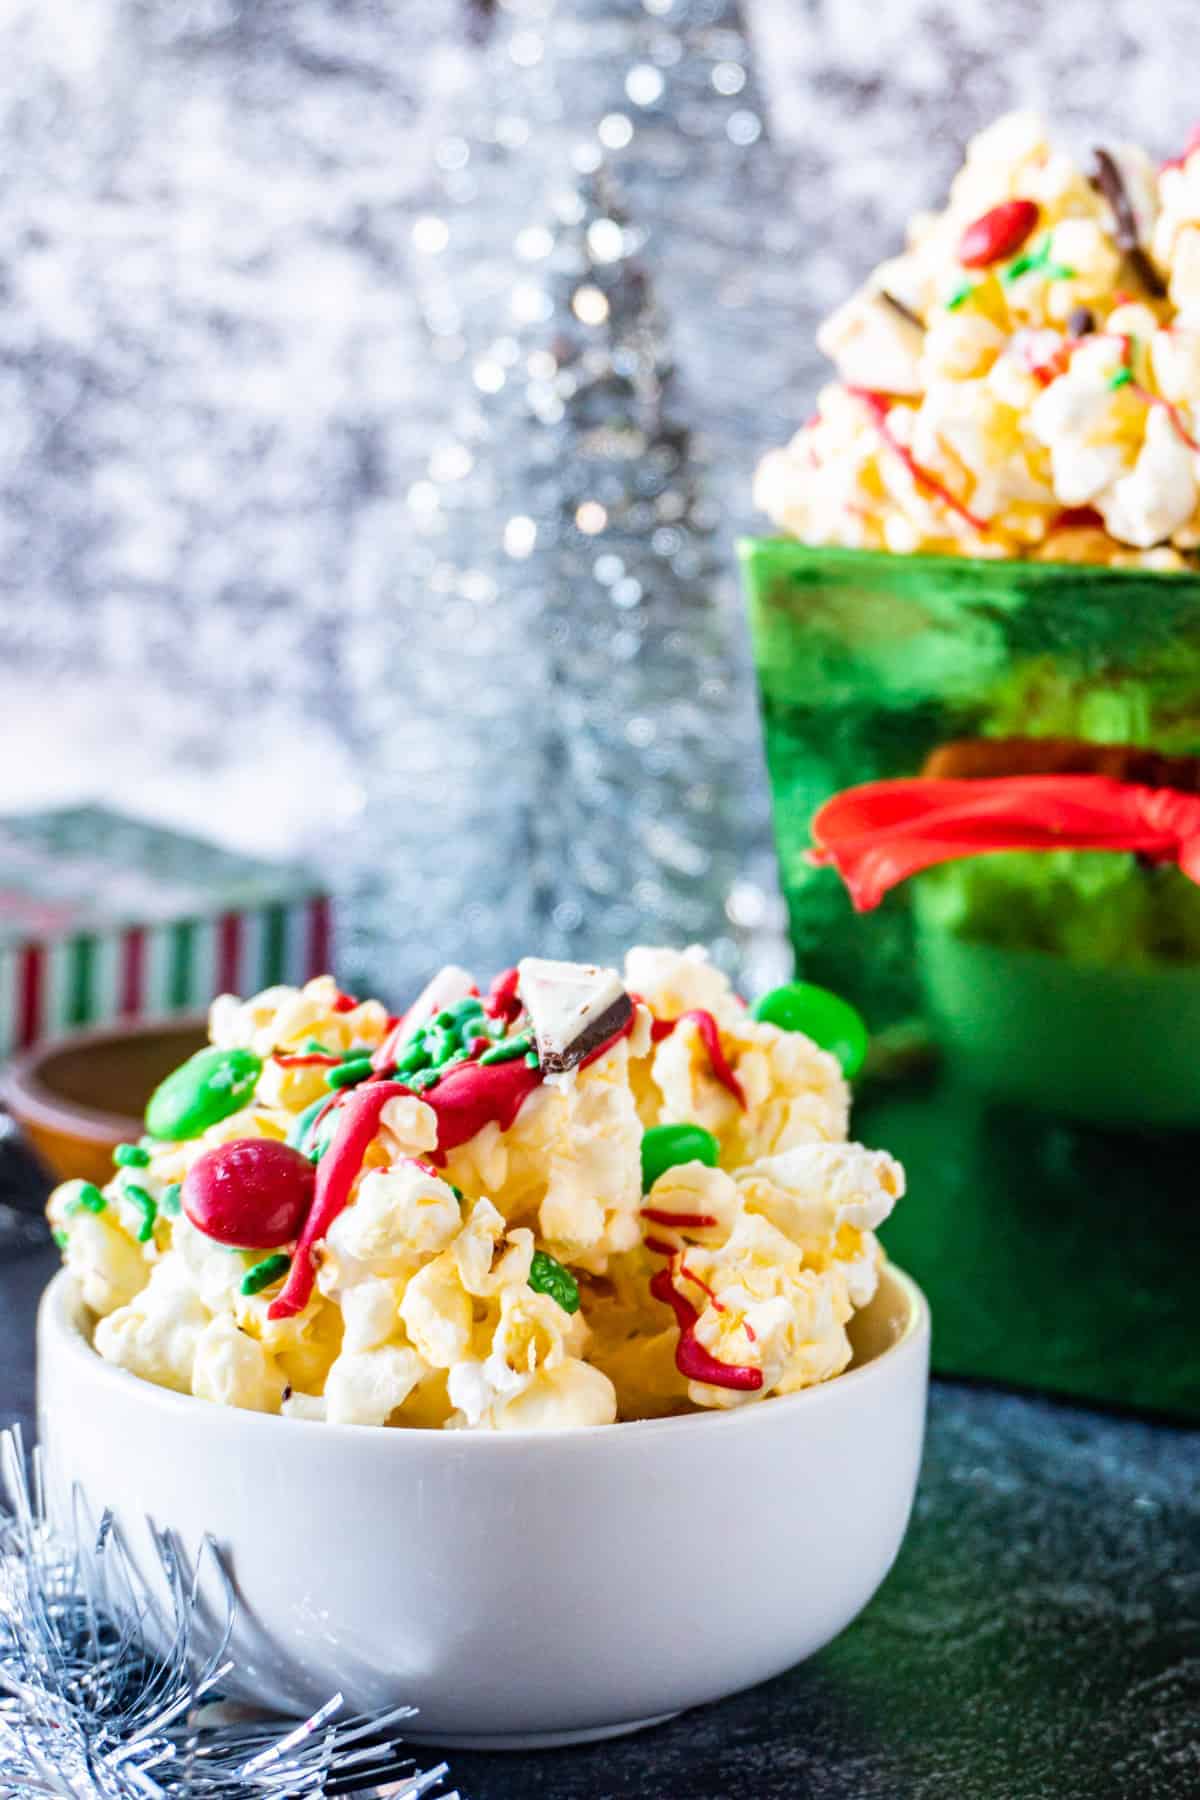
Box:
[0,807,331,1057]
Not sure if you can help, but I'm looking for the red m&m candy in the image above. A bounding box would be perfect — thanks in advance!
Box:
[957,198,1039,268]
[182,1138,316,1249]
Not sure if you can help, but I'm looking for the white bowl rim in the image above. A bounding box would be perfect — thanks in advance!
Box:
[40,1261,929,1453]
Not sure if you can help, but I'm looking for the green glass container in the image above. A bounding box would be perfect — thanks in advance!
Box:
[741,538,1200,1418]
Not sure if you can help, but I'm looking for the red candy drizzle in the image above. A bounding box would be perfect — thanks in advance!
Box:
[648,1010,746,1108]
[485,966,523,1025]
[1162,126,1200,174]
[640,1208,718,1229]
[649,1267,762,1393]
[271,972,651,1318]
[268,1059,545,1319]
[269,1082,411,1318]
[848,388,989,535]
[957,198,1039,268]
[422,1057,543,1161]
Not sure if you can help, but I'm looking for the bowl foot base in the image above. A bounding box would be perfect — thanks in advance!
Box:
[406,1711,681,1751]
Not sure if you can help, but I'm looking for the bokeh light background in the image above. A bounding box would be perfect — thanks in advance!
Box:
[0,0,1193,992]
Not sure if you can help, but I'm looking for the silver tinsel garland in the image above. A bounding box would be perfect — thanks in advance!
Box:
[0,1430,456,1800]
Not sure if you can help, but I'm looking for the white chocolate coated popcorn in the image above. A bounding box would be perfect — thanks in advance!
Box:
[755,114,1200,565]
[52,954,904,1430]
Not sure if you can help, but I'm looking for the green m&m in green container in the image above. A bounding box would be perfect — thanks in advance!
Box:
[145,1046,263,1142]
[752,981,869,1079]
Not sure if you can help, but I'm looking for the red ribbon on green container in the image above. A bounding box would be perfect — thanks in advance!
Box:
[809,775,1200,912]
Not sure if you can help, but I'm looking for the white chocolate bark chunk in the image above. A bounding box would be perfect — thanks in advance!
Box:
[517,956,632,1072]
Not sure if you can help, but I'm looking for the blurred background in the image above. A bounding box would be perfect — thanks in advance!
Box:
[1,0,1195,1006]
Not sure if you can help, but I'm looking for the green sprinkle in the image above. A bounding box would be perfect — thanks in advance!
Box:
[395,1040,431,1074]
[327,1055,375,1089]
[449,1184,465,1202]
[241,1253,291,1297]
[480,1032,533,1066]
[52,1228,69,1250]
[114,1142,151,1168]
[124,1184,158,1243]
[405,1068,441,1092]
[451,996,485,1020]
[161,1182,182,1217]
[1109,367,1133,390]
[435,1009,456,1028]
[528,1250,580,1315]
[305,1039,334,1055]
[66,1183,107,1217]
[1003,234,1074,285]
[946,281,975,310]
[524,1049,540,1068]
[1002,252,1035,283]
[425,1027,459,1068]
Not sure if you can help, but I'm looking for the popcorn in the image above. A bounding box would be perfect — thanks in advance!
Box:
[192,1316,285,1414]
[51,952,905,1430]
[93,1259,211,1395]
[324,1345,426,1427]
[756,114,1200,565]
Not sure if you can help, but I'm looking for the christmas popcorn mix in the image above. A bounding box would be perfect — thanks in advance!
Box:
[754,112,1200,566]
[48,954,903,1430]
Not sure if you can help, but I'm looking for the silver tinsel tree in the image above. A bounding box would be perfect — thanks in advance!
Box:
[343,0,788,996]
[491,157,758,964]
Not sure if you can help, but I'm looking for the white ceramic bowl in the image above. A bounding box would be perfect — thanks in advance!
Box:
[37,1264,929,1750]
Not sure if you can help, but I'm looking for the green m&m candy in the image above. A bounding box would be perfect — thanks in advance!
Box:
[751,981,869,1079]
[640,1122,720,1193]
[145,1046,263,1142]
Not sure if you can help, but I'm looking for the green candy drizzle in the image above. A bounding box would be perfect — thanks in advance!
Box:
[145,1046,263,1142]
[528,1250,580,1315]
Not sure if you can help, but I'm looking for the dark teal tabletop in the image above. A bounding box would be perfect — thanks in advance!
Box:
[2,1165,1197,1800]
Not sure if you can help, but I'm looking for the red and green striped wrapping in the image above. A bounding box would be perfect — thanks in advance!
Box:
[0,808,331,1056]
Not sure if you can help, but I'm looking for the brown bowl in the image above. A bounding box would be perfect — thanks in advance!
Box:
[2,1015,208,1187]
